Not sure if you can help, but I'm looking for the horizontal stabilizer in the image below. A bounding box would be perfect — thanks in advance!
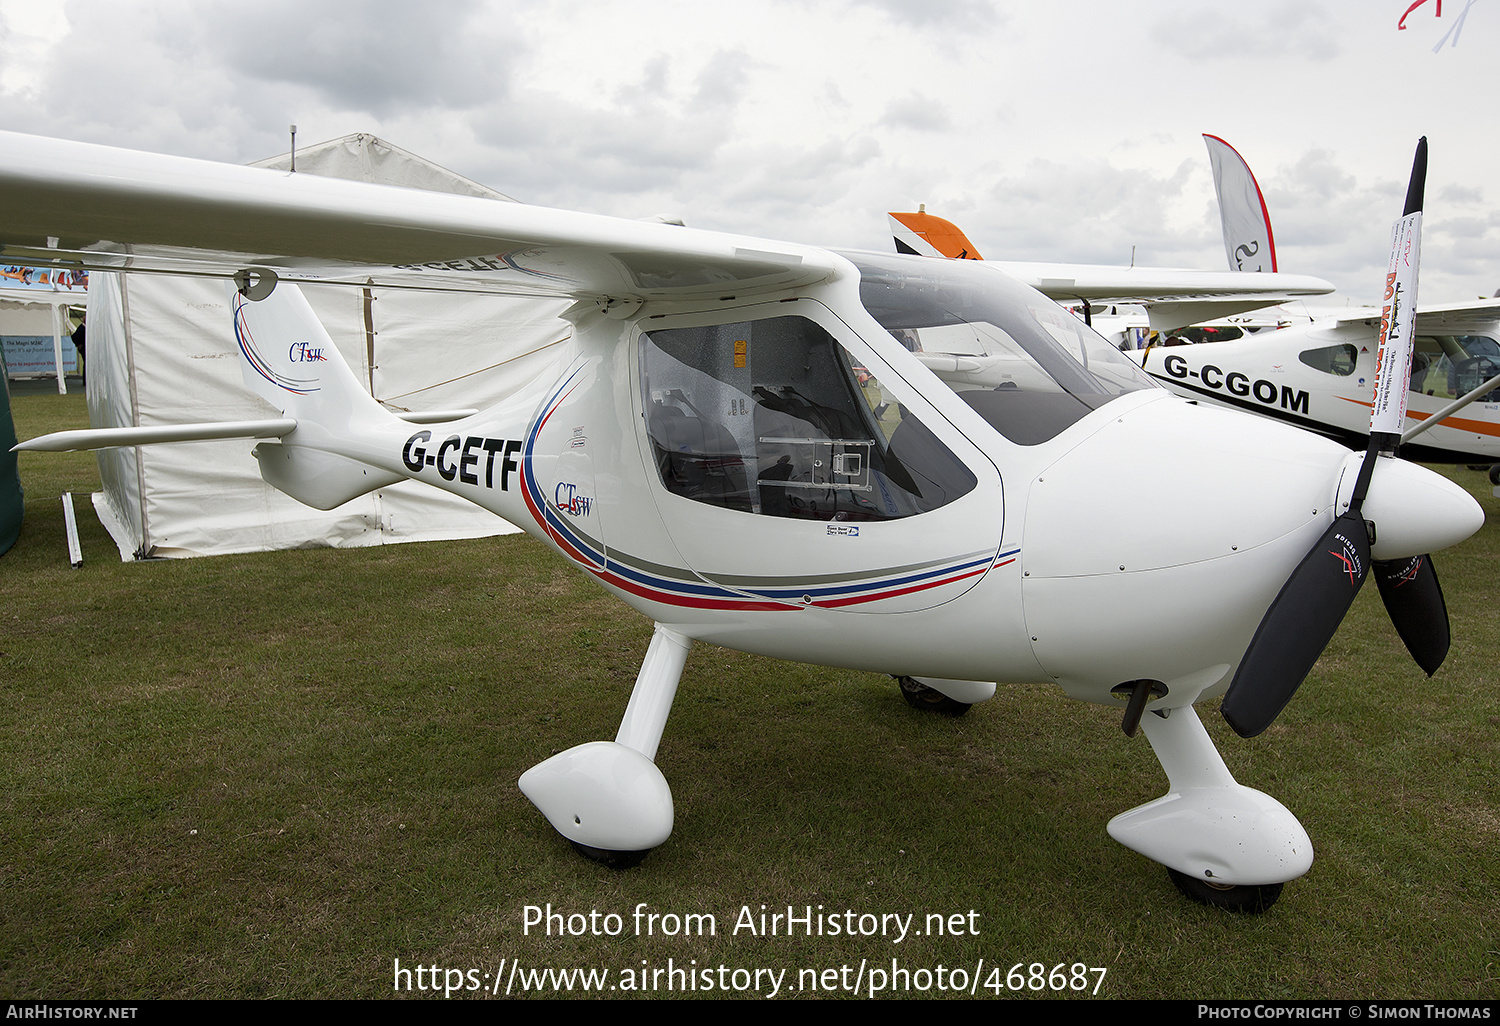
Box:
[13,419,296,453]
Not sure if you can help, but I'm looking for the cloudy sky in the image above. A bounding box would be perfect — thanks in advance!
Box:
[1,0,1496,305]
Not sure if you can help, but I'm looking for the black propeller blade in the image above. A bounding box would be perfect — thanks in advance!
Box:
[1221,512,1370,738]
[1373,553,1450,676]
[1222,138,1444,739]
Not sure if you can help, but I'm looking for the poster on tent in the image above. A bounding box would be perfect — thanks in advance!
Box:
[2,336,77,375]
[0,265,88,292]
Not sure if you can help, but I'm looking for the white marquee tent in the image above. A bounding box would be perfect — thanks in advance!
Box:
[87,134,572,559]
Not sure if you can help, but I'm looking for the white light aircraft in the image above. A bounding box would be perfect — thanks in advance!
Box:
[888,207,1333,333]
[1139,135,1500,468]
[1134,135,1500,468]
[894,142,1500,469]
[1136,302,1500,466]
[2,131,1482,912]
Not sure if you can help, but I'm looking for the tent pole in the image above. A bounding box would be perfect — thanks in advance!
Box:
[51,302,66,395]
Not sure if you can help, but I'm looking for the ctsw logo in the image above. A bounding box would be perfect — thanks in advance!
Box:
[402,430,523,489]
[1161,353,1310,415]
[554,482,593,517]
[289,341,328,363]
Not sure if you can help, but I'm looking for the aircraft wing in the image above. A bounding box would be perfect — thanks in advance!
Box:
[0,131,838,302]
[886,210,1333,332]
[1315,299,1500,330]
[989,260,1335,331]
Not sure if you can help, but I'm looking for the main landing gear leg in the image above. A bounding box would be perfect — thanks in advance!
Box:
[518,624,691,868]
[1106,705,1312,912]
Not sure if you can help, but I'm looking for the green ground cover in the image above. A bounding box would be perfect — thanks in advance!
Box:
[2,390,1496,999]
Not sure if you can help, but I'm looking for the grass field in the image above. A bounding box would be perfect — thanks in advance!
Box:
[2,389,1497,1000]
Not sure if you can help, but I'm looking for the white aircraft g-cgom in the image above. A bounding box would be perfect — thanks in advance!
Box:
[1136,302,1500,466]
[1136,134,1500,468]
[3,131,1482,912]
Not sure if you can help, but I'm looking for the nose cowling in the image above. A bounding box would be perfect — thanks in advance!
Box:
[1020,398,1353,704]
[1019,397,1483,711]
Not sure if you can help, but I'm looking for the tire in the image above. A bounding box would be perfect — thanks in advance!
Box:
[1488,465,1500,486]
[896,675,972,717]
[1167,867,1284,913]
[569,841,652,869]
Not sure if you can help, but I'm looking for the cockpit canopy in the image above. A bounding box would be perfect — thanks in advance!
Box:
[848,252,1159,445]
[637,253,1158,524]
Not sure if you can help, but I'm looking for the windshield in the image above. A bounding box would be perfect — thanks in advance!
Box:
[848,252,1159,444]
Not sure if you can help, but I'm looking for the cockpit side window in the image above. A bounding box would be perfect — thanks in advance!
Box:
[640,315,975,521]
[1298,343,1358,376]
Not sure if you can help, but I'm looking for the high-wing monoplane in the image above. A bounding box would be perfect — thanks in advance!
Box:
[894,142,1500,469]
[2,131,1482,912]
[1134,303,1500,466]
[1132,136,1500,468]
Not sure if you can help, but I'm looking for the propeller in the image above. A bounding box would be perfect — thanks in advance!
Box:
[1221,137,1447,739]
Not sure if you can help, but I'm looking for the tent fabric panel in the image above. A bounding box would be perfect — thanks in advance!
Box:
[85,272,145,554]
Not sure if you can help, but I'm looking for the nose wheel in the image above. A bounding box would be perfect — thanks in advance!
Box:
[1167,868,1284,913]
[896,675,972,716]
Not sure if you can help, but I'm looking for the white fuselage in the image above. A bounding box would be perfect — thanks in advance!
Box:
[298,259,1472,715]
[1131,316,1500,464]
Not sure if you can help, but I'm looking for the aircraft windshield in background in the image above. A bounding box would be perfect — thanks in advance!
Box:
[1135,304,1500,467]
[3,130,1482,912]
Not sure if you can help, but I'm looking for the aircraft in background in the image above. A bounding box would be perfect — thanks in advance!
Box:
[3,130,1481,912]
[1135,301,1500,467]
[1135,136,1500,469]
[892,139,1500,469]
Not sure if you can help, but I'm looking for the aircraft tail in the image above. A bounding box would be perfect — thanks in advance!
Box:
[230,281,379,423]
[229,282,405,509]
[887,210,984,260]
